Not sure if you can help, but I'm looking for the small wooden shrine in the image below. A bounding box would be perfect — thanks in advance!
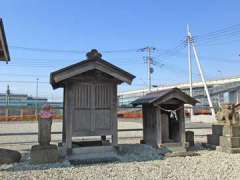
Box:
[50,49,135,154]
[132,88,198,148]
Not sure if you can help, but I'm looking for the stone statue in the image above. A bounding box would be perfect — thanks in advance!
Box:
[38,104,54,146]
[216,104,240,153]
[30,104,58,164]
[216,103,240,125]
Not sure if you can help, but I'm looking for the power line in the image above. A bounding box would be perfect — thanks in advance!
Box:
[193,23,240,39]
[10,46,87,54]
[10,46,140,54]
[0,73,49,77]
[192,23,240,46]
[0,80,49,84]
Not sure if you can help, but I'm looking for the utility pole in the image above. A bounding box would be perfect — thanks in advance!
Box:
[35,78,39,121]
[187,24,193,117]
[187,25,216,119]
[6,84,10,106]
[36,78,39,99]
[140,46,156,92]
[187,24,193,97]
[147,47,152,92]
[5,85,10,121]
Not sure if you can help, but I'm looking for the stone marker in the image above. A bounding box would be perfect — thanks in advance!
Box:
[0,148,21,164]
[216,104,240,153]
[30,104,58,164]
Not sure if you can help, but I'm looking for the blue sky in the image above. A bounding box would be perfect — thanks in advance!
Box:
[0,0,240,101]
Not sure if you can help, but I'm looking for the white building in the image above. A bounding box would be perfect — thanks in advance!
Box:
[118,76,240,109]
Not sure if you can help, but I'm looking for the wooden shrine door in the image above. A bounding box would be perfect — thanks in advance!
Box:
[72,83,114,136]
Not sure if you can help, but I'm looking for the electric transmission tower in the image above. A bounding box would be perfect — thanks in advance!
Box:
[186,25,216,119]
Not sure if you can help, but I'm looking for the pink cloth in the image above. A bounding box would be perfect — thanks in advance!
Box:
[39,104,53,119]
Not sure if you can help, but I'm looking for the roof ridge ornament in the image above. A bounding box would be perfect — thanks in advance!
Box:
[86,49,102,60]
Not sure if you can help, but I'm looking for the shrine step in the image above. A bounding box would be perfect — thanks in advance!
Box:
[72,146,114,154]
[163,143,186,152]
[67,146,119,164]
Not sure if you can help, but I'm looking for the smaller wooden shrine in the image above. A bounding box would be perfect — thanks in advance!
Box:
[132,88,198,148]
[50,49,135,154]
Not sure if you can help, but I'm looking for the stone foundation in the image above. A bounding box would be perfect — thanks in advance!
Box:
[220,136,240,148]
[223,125,240,137]
[30,144,58,164]
[217,125,240,153]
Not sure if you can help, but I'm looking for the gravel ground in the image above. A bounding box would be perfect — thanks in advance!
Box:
[0,120,229,180]
[1,150,240,180]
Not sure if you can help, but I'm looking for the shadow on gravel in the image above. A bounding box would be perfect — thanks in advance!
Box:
[0,143,213,172]
[0,158,71,172]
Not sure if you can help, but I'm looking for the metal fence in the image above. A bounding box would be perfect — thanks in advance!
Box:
[0,106,63,121]
[0,105,218,121]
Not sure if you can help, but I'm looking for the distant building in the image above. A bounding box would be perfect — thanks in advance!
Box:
[0,85,62,108]
[118,76,240,109]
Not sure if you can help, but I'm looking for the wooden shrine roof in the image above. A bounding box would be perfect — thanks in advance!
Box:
[131,88,198,106]
[0,18,10,62]
[50,49,135,89]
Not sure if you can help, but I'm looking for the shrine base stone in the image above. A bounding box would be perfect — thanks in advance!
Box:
[223,125,240,137]
[30,144,58,164]
[220,136,240,148]
[217,125,240,153]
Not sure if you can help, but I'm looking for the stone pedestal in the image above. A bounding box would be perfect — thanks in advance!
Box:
[217,125,240,153]
[207,124,224,146]
[31,144,58,164]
